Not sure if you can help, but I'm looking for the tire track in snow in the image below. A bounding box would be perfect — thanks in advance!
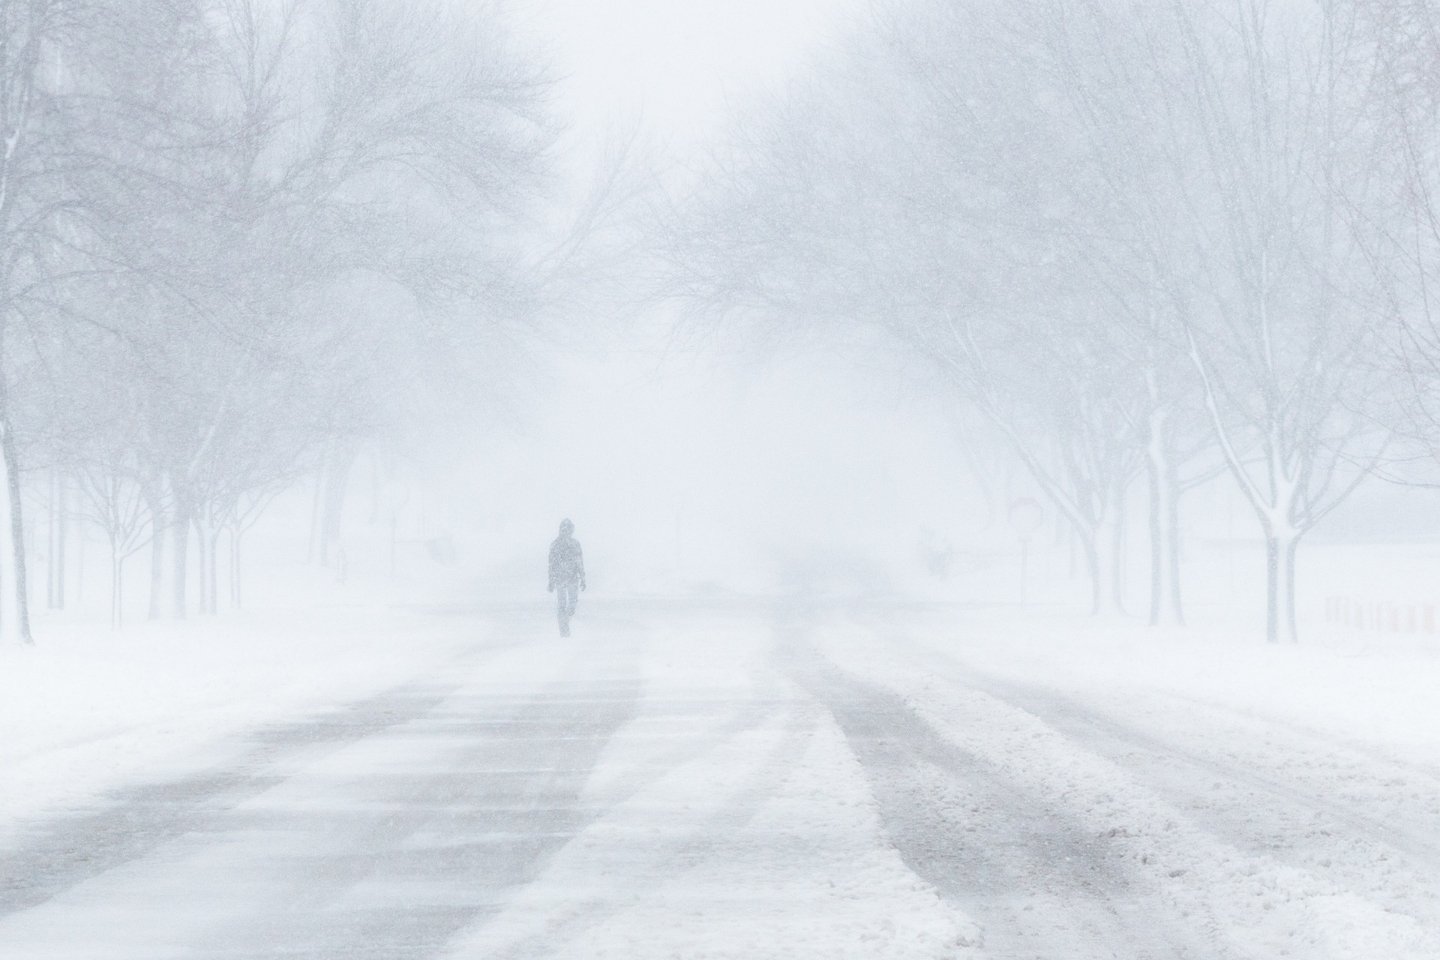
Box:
[782,626,1204,960]
[946,667,1440,934]
[973,675,1440,860]
[458,704,818,960]
[869,609,1440,869]
[439,619,809,959]
[0,630,540,918]
[197,671,648,959]
[0,633,648,960]
[863,614,1440,950]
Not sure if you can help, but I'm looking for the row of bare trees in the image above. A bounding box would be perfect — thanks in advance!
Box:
[1,0,559,637]
[666,0,1440,642]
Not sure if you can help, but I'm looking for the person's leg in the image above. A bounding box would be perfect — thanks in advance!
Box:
[565,581,579,619]
[556,584,571,636]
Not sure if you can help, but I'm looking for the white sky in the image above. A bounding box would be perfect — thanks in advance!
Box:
[522,0,857,143]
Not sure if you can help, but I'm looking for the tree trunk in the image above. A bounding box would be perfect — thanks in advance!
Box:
[1108,507,1127,615]
[1081,530,1102,614]
[111,552,123,629]
[0,401,33,645]
[1283,535,1299,643]
[230,528,243,609]
[319,445,357,567]
[146,488,166,621]
[1144,411,1184,627]
[1263,528,1302,644]
[45,468,67,610]
[1076,518,1123,616]
[76,520,86,606]
[321,446,357,567]
[192,517,221,616]
[171,492,191,619]
[1265,535,1278,644]
[1167,484,1185,626]
[1067,523,1078,579]
[46,469,56,609]
[205,522,220,615]
[194,520,209,615]
[54,470,66,610]
[1146,452,1164,626]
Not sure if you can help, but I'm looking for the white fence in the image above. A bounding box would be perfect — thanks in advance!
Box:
[1326,596,1438,634]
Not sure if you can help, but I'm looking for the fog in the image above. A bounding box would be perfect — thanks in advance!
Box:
[4,1,1440,958]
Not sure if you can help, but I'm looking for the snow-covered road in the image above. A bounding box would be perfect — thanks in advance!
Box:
[1,601,1437,959]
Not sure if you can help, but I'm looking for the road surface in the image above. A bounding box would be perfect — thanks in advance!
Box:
[1,601,1436,959]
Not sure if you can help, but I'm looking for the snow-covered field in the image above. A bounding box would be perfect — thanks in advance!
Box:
[2,591,1438,958]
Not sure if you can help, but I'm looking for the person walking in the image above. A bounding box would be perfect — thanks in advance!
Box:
[547,518,586,636]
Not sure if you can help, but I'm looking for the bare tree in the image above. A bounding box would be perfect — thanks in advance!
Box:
[1146,0,1392,642]
[1346,0,1440,486]
[0,0,204,641]
[665,0,1156,614]
[88,0,559,617]
[0,0,75,645]
[74,455,149,627]
[0,0,562,639]
[665,0,1398,642]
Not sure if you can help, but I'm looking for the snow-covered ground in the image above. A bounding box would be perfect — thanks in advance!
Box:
[0,598,487,844]
[2,592,1437,958]
[813,603,1440,958]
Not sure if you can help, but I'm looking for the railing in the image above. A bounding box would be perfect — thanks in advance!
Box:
[1325,596,1437,634]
